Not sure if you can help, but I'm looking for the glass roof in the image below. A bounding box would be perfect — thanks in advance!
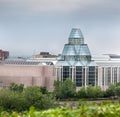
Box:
[74,61,84,66]
[62,44,77,56]
[69,28,84,45]
[55,28,95,67]
[62,45,91,56]
[79,45,91,55]
[88,61,98,66]
[69,28,84,39]
[56,61,97,66]
[56,61,72,66]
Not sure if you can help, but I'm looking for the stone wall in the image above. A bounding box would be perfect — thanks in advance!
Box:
[0,65,56,91]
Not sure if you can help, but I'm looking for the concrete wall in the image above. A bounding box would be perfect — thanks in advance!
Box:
[0,65,56,91]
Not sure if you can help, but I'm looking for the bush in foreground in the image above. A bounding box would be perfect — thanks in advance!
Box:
[77,86,104,99]
[0,102,120,117]
[0,86,57,112]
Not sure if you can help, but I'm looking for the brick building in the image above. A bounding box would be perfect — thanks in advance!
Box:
[0,49,9,61]
[33,52,58,58]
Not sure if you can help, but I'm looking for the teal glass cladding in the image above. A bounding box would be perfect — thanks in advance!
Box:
[69,28,84,45]
[61,28,92,63]
[56,28,98,87]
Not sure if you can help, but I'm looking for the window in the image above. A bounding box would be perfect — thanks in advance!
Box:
[88,67,96,86]
[76,66,82,86]
[63,66,71,81]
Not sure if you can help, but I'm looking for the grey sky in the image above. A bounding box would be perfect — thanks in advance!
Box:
[0,0,120,56]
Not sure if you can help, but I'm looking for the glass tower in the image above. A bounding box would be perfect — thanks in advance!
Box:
[55,28,98,87]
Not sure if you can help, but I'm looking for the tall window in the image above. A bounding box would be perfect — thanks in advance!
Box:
[76,66,82,86]
[63,66,71,81]
[88,67,96,86]
[95,67,98,85]
[113,67,117,84]
[108,67,111,85]
[102,68,105,86]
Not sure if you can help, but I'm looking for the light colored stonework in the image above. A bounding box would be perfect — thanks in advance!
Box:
[0,65,56,91]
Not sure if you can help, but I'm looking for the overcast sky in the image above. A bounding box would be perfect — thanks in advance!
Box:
[0,0,120,57]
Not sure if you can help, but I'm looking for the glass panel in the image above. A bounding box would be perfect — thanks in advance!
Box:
[76,66,82,86]
[63,66,72,81]
[102,68,104,86]
[88,67,95,86]
[113,67,117,84]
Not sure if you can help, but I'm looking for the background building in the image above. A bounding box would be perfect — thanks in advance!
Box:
[55,28,98,88]
[0,49,9,61]
[32,52,58,58]
[0,28,120,91]
[55,28,120,90]
[0,62,56,91]
[93,54,120,90]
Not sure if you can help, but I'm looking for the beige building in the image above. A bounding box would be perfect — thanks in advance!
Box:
[0,62,56,91]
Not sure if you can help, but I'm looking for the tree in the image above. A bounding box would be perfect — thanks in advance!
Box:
[23,86,57,110]
[61,78,76,99]
[94,86,104,98]
[53,78,76,99]
[104,84,116,97]
[0,86,57,112]
[115,86,120,97]
[77,87,87,98]
[53,80,62,99]
[0,89,27,112]
[77,86,103,99]
[86,85,103,99]
[86,85,96,98]
[40,86,48,94]
[23,86,43,108]
[9,83,24,92]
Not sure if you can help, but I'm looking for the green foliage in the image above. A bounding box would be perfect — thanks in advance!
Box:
[40,86,48,94]
[0,102,120,117]
[53,80,62,98]
[104,83,120,98]
[23,86,57,110]
[77,87,87,98]
[105,84,116,97]
[61,78,76,99]
[9,83,24,92]
[0,86,57,112]
[0,89,27,112]
[77,86,103,99]
[86,86,103,98]
[115,83,120,97]
[115,86,120,97]
[53,78,76,99]
[23,86,43,109]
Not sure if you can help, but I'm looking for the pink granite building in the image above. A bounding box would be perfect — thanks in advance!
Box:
[0,61,56,91]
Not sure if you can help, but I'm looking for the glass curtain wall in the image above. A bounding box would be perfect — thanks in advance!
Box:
[88,67,98,86]
[63,66,72,81]
[76,66,83,86]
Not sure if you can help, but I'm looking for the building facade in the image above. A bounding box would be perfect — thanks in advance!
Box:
[32,52,58,58]
[0,28,120,91]
[94,55,120,89]
[55,28,120,90]
[0,63,56,91]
